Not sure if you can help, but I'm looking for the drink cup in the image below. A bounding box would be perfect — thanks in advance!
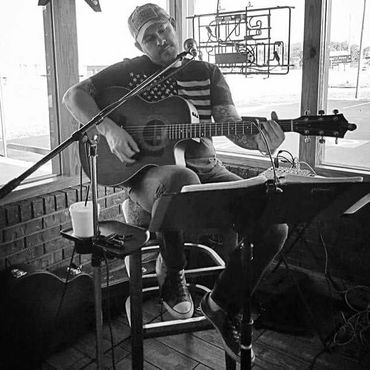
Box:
[69,201,100,237]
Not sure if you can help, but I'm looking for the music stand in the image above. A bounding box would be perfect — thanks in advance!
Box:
[149,175,370,370]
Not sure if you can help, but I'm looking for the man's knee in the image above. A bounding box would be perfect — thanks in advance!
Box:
[164,166,200,193]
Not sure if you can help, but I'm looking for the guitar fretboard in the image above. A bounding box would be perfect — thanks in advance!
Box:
[165,120,295,140]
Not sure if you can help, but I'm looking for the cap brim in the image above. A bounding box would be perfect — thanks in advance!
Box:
[136,18,169,45]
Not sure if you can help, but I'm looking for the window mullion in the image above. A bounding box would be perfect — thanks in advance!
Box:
[45,0,80,177]
[300,0,328,168]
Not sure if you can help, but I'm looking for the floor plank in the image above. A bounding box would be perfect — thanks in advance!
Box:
[158,333,226,369]
[115,354,160,369]
[45,346,88,369]
[140,338,199,369]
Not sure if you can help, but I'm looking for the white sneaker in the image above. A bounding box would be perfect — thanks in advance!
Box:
[156,254,194,319]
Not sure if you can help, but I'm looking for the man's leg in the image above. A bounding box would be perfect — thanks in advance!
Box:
[201,223,288,360]
[187,157,288,358]
[196,159,289,306]
[192,158,242,260]
[128,165,200,319]
[210,223,289,314]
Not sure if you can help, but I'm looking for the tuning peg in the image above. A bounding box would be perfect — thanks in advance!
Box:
[304,136,311,143]
[318,109,325,115]
[319,137,325,144]
[333,109,339,115]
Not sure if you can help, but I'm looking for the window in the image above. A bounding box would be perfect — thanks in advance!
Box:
[320,0,370,172]
[75,0,167,80]
[0,1,55,187]
[193,0,305,160]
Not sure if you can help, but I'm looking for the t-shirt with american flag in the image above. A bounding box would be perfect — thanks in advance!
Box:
[89,55,235,161]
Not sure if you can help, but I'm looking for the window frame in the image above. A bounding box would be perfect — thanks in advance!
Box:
[45,0,80,177]
[0,1,81,201]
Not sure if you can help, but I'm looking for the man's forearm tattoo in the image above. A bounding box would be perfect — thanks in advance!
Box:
[213,105,241,122]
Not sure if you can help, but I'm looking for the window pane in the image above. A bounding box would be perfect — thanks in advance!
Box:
[322,0,370,170]
[0,1,52,186]
[76,0,167,80]
[194,0,304,158]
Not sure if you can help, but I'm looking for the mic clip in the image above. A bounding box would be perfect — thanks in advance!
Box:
[176,51,189,60]
[187,48,198,58]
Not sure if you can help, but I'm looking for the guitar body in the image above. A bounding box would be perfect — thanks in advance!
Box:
[80,86,199,186]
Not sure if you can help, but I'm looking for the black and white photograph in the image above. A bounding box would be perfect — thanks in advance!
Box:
[0,1,370,369]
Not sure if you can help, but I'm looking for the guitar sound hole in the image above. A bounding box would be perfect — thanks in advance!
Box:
[143,119,167,147]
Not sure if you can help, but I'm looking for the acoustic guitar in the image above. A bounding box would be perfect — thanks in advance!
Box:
[79,86,356,186]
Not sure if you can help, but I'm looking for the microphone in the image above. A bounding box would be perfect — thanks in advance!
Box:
[183,38,198,57]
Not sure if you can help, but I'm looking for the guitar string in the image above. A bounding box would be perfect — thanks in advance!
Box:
[98,121,296,133]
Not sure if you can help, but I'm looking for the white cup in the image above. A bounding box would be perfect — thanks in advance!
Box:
[69,201,100,238]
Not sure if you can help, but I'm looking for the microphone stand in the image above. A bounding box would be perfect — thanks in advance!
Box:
[0,50,190,369]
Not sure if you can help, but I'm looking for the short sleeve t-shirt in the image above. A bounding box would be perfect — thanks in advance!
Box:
[89,55,235,161]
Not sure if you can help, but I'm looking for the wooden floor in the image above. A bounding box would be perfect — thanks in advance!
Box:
[40,289,370,370]
[40,314,370,369]
[2,266,369,370]
[41,326,369,369]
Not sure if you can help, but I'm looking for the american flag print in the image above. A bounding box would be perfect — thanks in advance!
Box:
[127,72,178,101]
[127,71,213,122]
[177,79,212,121]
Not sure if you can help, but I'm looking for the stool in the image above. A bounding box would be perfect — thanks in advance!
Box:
[121,198,228,368]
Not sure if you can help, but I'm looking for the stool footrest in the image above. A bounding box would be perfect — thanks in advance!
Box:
[141,265,225,282]
[125,242,225,278]
[143,316,214,338]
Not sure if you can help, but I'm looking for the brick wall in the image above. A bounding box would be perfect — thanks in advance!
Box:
[0,183,128,273]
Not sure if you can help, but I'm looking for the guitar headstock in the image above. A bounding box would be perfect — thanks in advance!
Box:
[293,110,357,138]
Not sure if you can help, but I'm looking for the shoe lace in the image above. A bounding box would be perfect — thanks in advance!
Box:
[227,314,241,342]
[169,270,188,300]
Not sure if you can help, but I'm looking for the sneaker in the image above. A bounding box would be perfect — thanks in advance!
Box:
[156,254,194,319]
[200,292,255,363]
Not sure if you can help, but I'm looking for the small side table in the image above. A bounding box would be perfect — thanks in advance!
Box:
[61,220,149,369]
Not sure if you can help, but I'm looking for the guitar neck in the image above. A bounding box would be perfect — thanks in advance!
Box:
[166,120,293,140]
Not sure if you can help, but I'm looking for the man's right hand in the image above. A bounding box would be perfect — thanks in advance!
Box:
[97,118,140,163]
[63,83,140,163]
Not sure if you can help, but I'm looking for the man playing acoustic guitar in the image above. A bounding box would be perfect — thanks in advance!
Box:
[63,3,288,362]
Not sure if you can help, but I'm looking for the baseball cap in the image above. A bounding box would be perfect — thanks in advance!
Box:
[128,3,171,44]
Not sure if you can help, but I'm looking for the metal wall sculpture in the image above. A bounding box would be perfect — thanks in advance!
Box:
[188,6,294,77]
